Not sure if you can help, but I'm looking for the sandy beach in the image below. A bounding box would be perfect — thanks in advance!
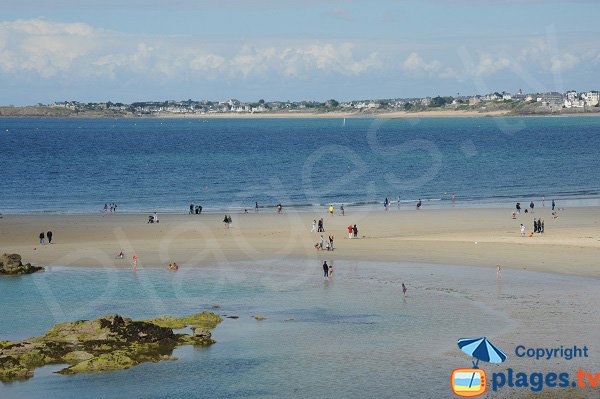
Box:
[2,206,598,277]
[152,109,511,119]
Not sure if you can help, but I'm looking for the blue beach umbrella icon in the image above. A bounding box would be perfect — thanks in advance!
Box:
[458,337,507,388]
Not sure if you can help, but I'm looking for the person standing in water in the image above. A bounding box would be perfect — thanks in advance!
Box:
[323,261,329,279]
[552,199,556,211]
[255,201,259,212]
[384,197,389,211]
[402,283,407,297]
[189,204,194,214]
[340,204,344,216]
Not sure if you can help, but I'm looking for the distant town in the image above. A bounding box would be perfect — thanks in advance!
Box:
[1,89,599,117]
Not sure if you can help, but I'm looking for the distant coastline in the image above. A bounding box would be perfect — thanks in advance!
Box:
[1,106,600,119]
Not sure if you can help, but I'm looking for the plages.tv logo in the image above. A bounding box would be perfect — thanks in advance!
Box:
[451,337,508,397]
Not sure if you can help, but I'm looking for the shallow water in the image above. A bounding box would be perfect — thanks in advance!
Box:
[1,261,598,398]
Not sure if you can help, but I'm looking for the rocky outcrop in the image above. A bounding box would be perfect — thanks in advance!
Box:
[0,254,44,275]
[0,312,221,381]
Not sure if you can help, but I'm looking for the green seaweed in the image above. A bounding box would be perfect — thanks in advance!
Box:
[145,311,222,329]
[0,312,221,382]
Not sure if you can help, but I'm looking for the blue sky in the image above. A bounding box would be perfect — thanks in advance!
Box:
[1,1,599,104]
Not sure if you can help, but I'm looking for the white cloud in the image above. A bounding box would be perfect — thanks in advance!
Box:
[438,67,459,79]
[549,53,579,73]
[0,18,381,82]
[471,54,511,77]
[0,19,101,76]
[402,52,441,75]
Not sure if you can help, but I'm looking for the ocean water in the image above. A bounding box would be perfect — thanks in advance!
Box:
[1,261,598,399]
[1,117,599,214]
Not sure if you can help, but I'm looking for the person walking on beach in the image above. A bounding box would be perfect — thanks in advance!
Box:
[323,261,329,279]
[329,235,334,251]
[329,205,334,216]
[533,218,538,233]
[319,235,324,250]
[516,202,521,214]
[348,224,353,239]
[353,224,358,238]
[552,199,555,211]
[277,203,282,214]
[402,283,407,297]
[540,219,544,234]
[153,212,159,223]
[384,197,389,211]
[39,231,45,245]
[223,214,229,228]
[104,203,108,213]
[416,199,422,210]
[529,201,534,213]
[340,204,345,216]
[520,224,525,237]
[47,231,53,244]
[311,220,317,233]
[255,202,259,212]
[189,203,194,214]
[328,262,333,279]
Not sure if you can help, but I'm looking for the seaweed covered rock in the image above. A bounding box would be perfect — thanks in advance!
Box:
[0,254,44,275]
[0,312,221,381]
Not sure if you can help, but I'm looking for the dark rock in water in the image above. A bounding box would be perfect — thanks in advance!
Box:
[0,253,44,275]
[0,312,221,381]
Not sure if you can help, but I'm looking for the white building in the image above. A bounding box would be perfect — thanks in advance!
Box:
[566,91,578,102]
[582,91,599,107]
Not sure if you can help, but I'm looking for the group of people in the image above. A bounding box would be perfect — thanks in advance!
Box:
[148,212,159,223]
[168,262,178,271]
[223,214,232,228]
[347,224,358,238]
[103,203,118,213]
[311,218,326,233]
[38,230,53,244]
[189,203,203,215]
[315,234,335,251]
[533,218,545,234]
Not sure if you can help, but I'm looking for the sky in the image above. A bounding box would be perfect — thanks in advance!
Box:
[1,0,599,105]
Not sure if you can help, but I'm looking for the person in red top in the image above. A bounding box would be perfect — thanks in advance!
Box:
[348,225,353,239]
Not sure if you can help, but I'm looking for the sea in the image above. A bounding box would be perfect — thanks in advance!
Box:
[1,116,599,214]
